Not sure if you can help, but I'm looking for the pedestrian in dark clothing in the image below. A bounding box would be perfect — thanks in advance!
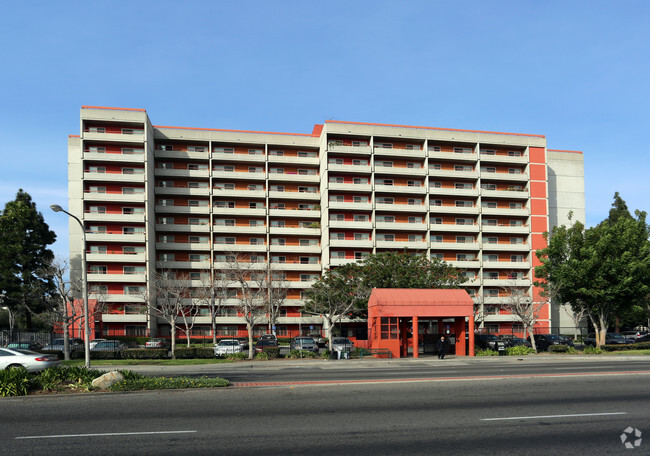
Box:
[437,336,449,359]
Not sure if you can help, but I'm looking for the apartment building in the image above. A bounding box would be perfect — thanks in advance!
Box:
[67,106,584,340]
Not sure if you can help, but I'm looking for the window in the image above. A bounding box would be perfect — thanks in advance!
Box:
[480,149,496,155]
[88,126,105,133]
[329,176,344,184]
[188,236,208,244]
[376,161,393,167]
[122,187,144,194]
[430,181,442,188]
[299,186,317,193]
[300,274,319,282]
[331,251,345,259]
[377,197,394,204]
[123,246,144,254]
[122,128,144,135]
[456,200,473,207]
[483,271,499,279]
[248,184,263,191]
[354,214,369,222]
[213,146,234,153]
[215,236,235,244]
[406,162,420,169]
[509,202,523,209]
[353,196,369,203]
[270,185,285,191]
[329,195,344,203]
[270,202,285,210]
[270,220,285,227]
[431,252,443,260]
[249,166,263,173]
[188,218,208,225]
[481,183,497,190]
[380,317,398,340]
[482,219,498,226]
[249,202,264,209]
[428,145,441,152]
[329,214,345,221]
[354,251,369,259]
[331,232,345,240]
[89,245,107,254]
[431,199,442,207]
[454,147,472,154]
[484,254,498,262]
[352,140,368,147]
[123,266,145,275]
[299,239,317,246]
[188,181,208,189]
[455,165,472,172]
[354,233,369,240]
[249,238,264,245]
[88,206,106,214]
[456,236,474,243]
[485,236,498,244]
[456,253,475,261]
[298,151,317,157]
[248,149,263,155]
[508,168,522,174]
[431,217,442,224]
[188,200,207,207]
[429,163,442,170]
[87,146,105,153]
[121,167,143,174]
[508,150,522,157]
[405,144,420,150]
[511,255,524,262]
[510,220,524,226]
[455,182,473,189]
[89,265,107,274]
[124,286,146,295]
[188,145,207,153]
[407,198,422,205]
[407,180,421,187]
[352,159,368,165]
[408,234,422,242]
[90,285,108,294]
[88,186,106,193]
[269,150,284,156]
[377,215,395,223]
[352,177,368,184]
[481,167,496,173]
[249,219,263,226]
[298,168,316,175]
[189,254,208,262]
[328,158,344,165]
[378,179,393,186]
[122,227,144,234]
[510,237,523,244]
[462,271,476,280]
[88,166,105,173]
[508,272,525,279]
[408,216,422,223]
[378,234,395,242]
[271,256,286,263]
[485,289,499,297]
[271,238,286,246]
[188,163,208,171]
[482,201,498,208]
[215,165,234,172]
[122,147,144,154]
[455,218,473,225]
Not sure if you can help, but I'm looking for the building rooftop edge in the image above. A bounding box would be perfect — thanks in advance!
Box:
[82,105,147,112]
[547,149,583,154]
[152,125,318,137]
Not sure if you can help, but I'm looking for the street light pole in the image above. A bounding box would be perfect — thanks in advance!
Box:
[50,204,91,368]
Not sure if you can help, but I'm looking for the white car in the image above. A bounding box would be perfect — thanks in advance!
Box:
[214,339,244,356]
[0,348,59,372]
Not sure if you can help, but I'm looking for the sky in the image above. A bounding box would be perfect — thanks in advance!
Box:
[1,0,649,259]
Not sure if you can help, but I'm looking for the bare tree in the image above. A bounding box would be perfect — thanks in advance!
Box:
[196,269,231,346]
[261,263,287,336]
[147,270,192,358]
[562,304,587,343]
[501,285,545,352]
[226,255,267,359]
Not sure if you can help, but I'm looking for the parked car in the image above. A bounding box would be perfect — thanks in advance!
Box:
[236,338,250,350]
[6,342,43,350]
[530,334,573,351]
[290,337,318,352]
[622,331,648,341]
[89,339,107,349]
[0,348,59,372]
[43,338,83,351]
[330,337,354,353]
[91,340,127,352]
[584,333,635,346]
[635,334,650,343]
[145,338,170,349]
[258,334,277,343]
[475,334,507,350]
[314,336,327,347]
[214,339,244,356]
[254,339,279,354]
[499,335,531,348]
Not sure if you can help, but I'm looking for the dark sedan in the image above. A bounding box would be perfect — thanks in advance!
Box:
[254,339,279,354]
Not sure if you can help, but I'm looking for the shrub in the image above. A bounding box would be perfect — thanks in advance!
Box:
[475,349,498,356]
[264,348,280,359]
[583,346,602,355]
[548,344,570,353]
[110,375,229,391]
[288,349,318,359]
[506,346,536,356]
[602,342,650,352]
[0,367,32,397]
[255,351,269,360]
[171,347,214,359]
[226,352,248,360]
[122,348,168,360]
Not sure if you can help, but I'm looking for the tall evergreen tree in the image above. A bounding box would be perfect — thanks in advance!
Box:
[0,189,57,329]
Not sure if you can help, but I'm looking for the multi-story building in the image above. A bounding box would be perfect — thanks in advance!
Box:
[66,106,584,340]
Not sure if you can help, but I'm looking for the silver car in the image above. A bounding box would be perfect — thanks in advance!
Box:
[215,339,244,356]
[331,337,354,352]
[290,337,318,352]
[0,348,59,372]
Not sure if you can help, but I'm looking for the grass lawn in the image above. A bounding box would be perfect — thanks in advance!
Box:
[602,349,650,355]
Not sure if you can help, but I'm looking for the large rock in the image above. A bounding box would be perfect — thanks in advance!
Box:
[92,371,125,389]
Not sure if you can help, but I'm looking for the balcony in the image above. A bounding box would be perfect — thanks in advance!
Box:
[212,243,267,252]
[482,261,531,269]
[327,144,372,154]
[373,147,425,159]
[430,241,480,250]
[86,233,146,243]
[155,261,211,269]
[212,152,264,162]
[155,205,209,214]
[268,190,320,200]
[212,171,266,180]
[96,294,146,303]
[375,222,426,231]
[373,166,426,176]
[428,150,477,162]
[84,172,145,183]
[214,189,266,198]
[84,213,145,223]
[154,169,209,178]
[328,201,372,211]
[269,227,321,236]
[481,207,530,217]
[156,149,208,160]
[449,260,481,269]
[480,188,529,199]
[155,223,210,232]
[375,202,426,213]
[481,242,531,251]
[102,314,148,323]
[155,242,210,251]
[278,279,319,289]
[328,220,372,230]
[328,183,371,192]
[84,192,145,203]
[480,171,529,181]
[428,187,479,197]
[213,225,267,234]
[428,169,479,180]
[85,152,146,163]
[330,239,373,248]
[87,273,146,283]
[429,205,479,215]
[270,262,321,271]
[268,172,319,184]
[478,153,528,165]
[429,223,479,233]
[268,155,319,166]
[375,184,425,194]
[328,163,371,174]
[269,208,320,218]
[376,240,427,249]
[270,244,321,254]
[328,258,361,267]
[155,187,210,196]
[215,207,267,217]
[481,278,532,287]
[83,131,144,143]
[481,225,530,234]
[86,253,146,263]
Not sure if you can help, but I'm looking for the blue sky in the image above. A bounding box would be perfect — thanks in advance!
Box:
[1,1,648,258]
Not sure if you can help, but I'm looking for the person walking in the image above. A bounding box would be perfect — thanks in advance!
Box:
[437,336,449,359]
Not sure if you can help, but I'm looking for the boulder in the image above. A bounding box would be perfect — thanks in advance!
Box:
[91,371,125,389]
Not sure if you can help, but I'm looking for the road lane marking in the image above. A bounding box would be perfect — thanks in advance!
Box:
[16,430,197,440]
[481,412,627,421]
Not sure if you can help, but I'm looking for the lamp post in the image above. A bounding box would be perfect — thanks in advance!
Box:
[50,204,91,368]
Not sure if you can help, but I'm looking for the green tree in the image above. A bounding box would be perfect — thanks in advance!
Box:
[535,195,650,347]
[0,190,57,329]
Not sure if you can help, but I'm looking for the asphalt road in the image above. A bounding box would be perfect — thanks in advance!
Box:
[2,359,649,456]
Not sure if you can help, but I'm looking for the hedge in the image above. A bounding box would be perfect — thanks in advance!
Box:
[172,347,215,359]
[602,342,650,352]
[122,348,168,359]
